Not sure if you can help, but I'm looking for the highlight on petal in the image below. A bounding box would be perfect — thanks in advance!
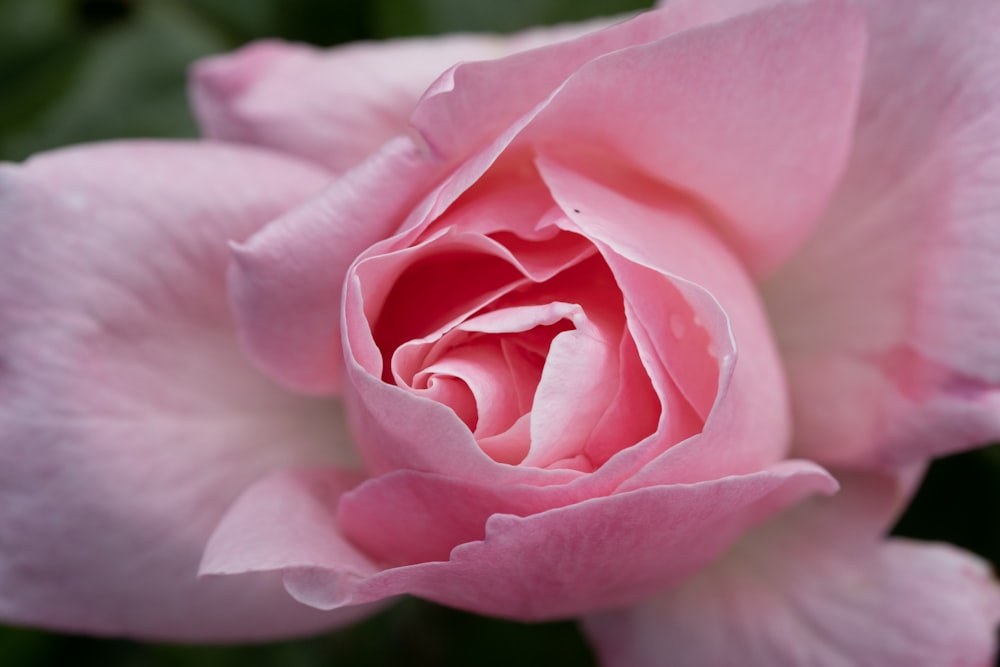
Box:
[0,142,368,640]
[761,0,1000,469]
[583,472,1000,667]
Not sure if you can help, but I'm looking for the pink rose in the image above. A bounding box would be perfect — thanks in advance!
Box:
[1,0,999,664]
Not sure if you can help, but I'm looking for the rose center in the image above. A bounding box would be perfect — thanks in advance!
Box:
[364,229,661,472]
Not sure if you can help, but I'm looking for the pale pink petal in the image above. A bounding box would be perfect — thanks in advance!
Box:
[582,329,663,467]
[224,2,810,396]
[200,469,380,579]
[418,165,567,247]
[477,412,533,464]
[354,232,529,378]
[0,142,370,640]
[303,461,835,618]
[583,473,1000,667]
[337,471,551,567]
[411,1,736,160]
[761,0,1000,467]
[419,0,866,274]
[537,156,791,483]
[390,301,578,392]
[525,327,618,468]
[190,18,618,173]
[202,462,835,619]
[414,343,522,436]
[228,135,443,394]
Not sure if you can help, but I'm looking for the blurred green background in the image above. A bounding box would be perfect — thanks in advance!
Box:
[1,0,998,664]
[0,0,653,160]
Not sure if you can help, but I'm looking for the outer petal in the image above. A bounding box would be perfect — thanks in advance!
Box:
[201,461,835,620]
[417,0,866,274]
[0,142,371,640]
[410,2,728,160]
[189,17,617,174]
[228,134,452,394]
[233,0,865,401]
[761,0,1000,467]
[583,473,1000,667]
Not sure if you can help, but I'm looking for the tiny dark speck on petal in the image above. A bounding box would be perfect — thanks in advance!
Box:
[572,208,580,214]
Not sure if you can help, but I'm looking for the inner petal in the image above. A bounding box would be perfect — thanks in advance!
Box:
[582,326,664,468]
[524,324,617,471]
[364,213,676,472]
[415,340,527,436]
[370,249,521,381]
[396,303,582,463]
[366,228,596,381]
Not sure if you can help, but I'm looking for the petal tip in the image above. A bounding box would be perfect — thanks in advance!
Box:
[283,568,366,611]
[192,40,290,100]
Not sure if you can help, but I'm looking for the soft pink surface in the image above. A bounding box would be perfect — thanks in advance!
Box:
[228,135,441,394]
[0,142,376,640]
[583,473,1000,667]
[219,6,725,397]
[229,0,864,408]
[202,461,834,619]
[756,0,1000,468]
[205,0,877,622]
[3,0,997,658]
[213,0,1000,655]
[190,17,618,174]
[537,155,792,482]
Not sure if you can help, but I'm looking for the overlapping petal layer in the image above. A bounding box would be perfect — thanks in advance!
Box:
[758,0,1000,468]
[0,142,374,640]
[228,0,865,398]
[202,461,835,619]
[191,17,620,174]
[583,473,1000,667]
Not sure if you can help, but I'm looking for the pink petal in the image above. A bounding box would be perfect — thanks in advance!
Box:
[525,326,618,468]
[221,8,711,398]
[414,342,523,437]
[200,469,379,579]
[231,0,864,396]
[410,1,734,160]
[336,471,551,567]
[190,19,618,173]
[761,0,1000,468]
[582,328,663,468]
[228,135,443,394]
[537,155,791,483]
[0,142,370,640]
[202,461,835,619]
[583,472,1000,667]
[418,0,866,274]
[355,232,529,378]
[342,229,627,482]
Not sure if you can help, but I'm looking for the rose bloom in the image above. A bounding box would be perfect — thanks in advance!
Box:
[2,0,999,664]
